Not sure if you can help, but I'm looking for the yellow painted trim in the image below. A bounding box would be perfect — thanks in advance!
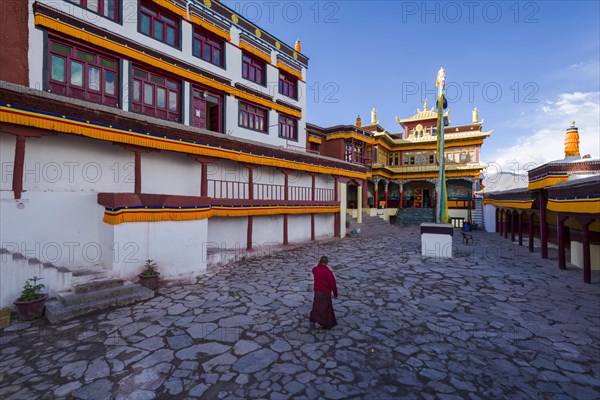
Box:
[276,61,303,81]
[152,0,231,41]
[0,106,368,179]
[527,175,569,190]
[482,199,534,209]
[103,205,340,224]
[326,132,374,144]
[308,136,322,144]
[35,14,301,119]
[547,198,600,214]
[240,41,272,64]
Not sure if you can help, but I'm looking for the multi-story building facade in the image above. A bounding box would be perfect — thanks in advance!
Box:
[0,0,367,307]
[307,103,491,226]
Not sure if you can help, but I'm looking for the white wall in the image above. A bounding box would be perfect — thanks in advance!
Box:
[0,191,103,268]
[253,215,283,246]
[108,219,208,280]
[0,134,16,191]
[141,150,200,196]
[483,204,497,233]
[22,134,134,193]
[288,214,311,243]
[315,214,335,238]
[207,217,248,250]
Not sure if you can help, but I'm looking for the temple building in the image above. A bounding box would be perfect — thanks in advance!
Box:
[307,102,491,227]
[0,0,367,308]
[483,122,600,283]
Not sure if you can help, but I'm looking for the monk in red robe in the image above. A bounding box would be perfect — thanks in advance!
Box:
[310,256,338,330]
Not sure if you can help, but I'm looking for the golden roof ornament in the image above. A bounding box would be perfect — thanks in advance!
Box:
[356,115,362,128]
[423,99,428,111]
[295,40,302,52]
[472,108,479,124]
[564,121,580,158]
[371,108,379,125]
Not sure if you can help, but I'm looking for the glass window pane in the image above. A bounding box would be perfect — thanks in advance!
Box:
[140,15,151,35]
[143,83,153,105]
[213,49,220,65]
[77,50,95,62]
[133,69,146,79]
[193,40,200,57]
[51,55,66,82]
[105,71,115,95]
[153,20,163,41]
[169,92,177,111]
[100,58,115,69]
[166,80,177,89]
[141,6,157,16]
[162,15,175,25]
[88,66,100,91]
[133,80,140,101]
[70,61,83,86]
[203,43,211,62]
[156,87,166,108]
[150,75,164,85]
[166,27,175,46]
[51,42,71,55]
[87,0,99,12]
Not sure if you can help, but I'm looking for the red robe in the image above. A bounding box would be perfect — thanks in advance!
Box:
[309,263,338,329]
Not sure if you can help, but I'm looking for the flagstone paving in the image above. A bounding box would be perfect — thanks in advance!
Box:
[1,227,599,399]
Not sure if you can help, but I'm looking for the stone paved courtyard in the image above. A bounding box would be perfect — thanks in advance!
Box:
[1,226,599,400]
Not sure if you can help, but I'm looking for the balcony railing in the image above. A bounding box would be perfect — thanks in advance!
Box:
[208,180,335,201]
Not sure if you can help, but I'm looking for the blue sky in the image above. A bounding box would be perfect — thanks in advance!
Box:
[222,1,599,171]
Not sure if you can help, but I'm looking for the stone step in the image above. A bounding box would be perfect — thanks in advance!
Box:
[45,284,154,324]
[57,281,138,306]
[73,278,124,294]
[70,267,113,285]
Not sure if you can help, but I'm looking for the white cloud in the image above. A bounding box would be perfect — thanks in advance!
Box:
[485,91,600,172]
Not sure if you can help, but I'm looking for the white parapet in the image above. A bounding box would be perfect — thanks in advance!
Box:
[571,241,600,270]
[421,223,454,259]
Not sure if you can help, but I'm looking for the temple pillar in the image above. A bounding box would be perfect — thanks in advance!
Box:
[528,213,535,253]
[247,166,255,250]
[12,135,26,200]
[582,220,593,283]
[357,182,363,224]
[557,214,567,270]
[384,182,389,209]
[511,210,516,242]
[334,177,340,237]
[539,190,549,259]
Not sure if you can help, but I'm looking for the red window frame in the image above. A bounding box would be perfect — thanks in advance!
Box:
[139,2,179,48]
[242,53,265,86]
[239,102,267,132]
[278,114,297,141]
[193,27,224,67]
[131,66,181,122]
[66,0,119,21]
[279,71,297,100]
[48,37,119,107]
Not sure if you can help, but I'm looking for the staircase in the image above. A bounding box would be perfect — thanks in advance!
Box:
[474,197,485,229]
[45,278,154,324]
[395,208,435,227]
[346,214,400,238]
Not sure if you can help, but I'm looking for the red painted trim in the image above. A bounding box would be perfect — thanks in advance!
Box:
[311,175,315,201]
[283,214,288,245]
[311,213,315,241]
[247,215,253,250]
[12,135,25,199]
[134,151,142,194]
[539,190,549,259]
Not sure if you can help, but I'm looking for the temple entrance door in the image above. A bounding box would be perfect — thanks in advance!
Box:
[192,97,207,129]
[423,189,430,208]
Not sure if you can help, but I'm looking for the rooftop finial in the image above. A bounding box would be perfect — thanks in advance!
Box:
[564,121,580,158]
[295,40,302,52]
[356,115,362,128]
[423,99,428,111]
[371,108,379,125]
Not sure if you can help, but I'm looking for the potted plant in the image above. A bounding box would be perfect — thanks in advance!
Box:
[138,259,160,290]
[14,276,47,321]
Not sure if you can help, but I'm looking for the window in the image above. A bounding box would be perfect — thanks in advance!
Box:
[239,102,267,132]
[48,38,118,107]
[279,114,297,140]
[192,87,222,132]
[429,154,435,164]
[193,28,223,67]
[279,71,297,99]
[139,2,179,47]
[131,67,180,121]
[67,0,118,21]
[344,139,367,165]
[242,53,265,85]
